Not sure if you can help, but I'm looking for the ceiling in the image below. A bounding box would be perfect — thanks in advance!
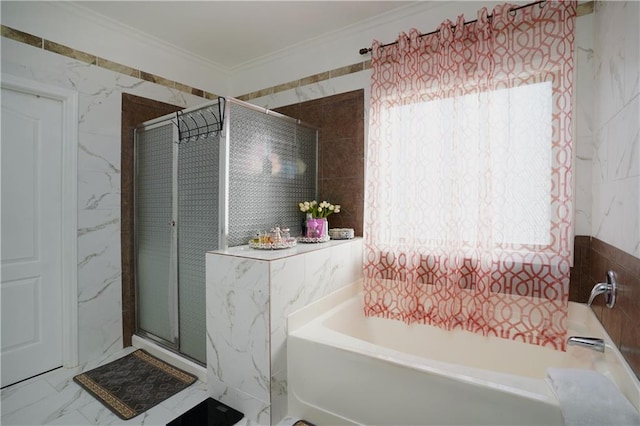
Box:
[72,1,415,70]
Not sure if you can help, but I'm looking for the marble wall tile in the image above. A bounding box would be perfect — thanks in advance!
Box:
[252,71,368,111]
[574,156,593,235]
[207,240,362,425]
[78,171,120,211]
[208,285,270,402]
[575,13,595,144]
[574,12,596,238]
[300,248,333,303]
[77,132,120,173]
[608,97,639,181]
[592,1,640,259]
[269,241,363,370]
[2,35,208,366]
[77,209,122,363]
[208,376,271,425]
[329,238,363,293]
[206,255,271,404]
[594,2,627,128]
[593,127,608,186]
[268,240,363,424]
[620,178,640,258]
[269,256,305,376]
[270,370,288,425]
[623,1,640,104]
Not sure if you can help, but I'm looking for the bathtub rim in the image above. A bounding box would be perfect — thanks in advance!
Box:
[287,279,640,413]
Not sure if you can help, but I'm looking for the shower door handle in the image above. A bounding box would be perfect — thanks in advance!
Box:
[168,220,176,227]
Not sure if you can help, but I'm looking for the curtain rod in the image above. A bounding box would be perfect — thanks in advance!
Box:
[358,0,546,55]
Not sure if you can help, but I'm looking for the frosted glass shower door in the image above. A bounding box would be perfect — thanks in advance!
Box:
[135,116,218,364]
[135,123,179,346]
[177,134,218,363]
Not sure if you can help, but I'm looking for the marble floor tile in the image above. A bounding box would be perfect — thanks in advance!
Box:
[0,348,208,426]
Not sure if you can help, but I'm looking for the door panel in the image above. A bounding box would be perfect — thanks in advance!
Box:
[135,123,178,346]
[1,87,64,387]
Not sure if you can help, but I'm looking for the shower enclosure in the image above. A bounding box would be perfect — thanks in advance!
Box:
[134,98,317,363]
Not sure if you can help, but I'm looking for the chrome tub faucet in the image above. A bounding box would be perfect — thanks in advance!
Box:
[587,270,618,308]
[567,336,605,353]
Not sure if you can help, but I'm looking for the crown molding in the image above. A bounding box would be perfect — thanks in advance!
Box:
[229,1,441,73]
[52,2,230,77]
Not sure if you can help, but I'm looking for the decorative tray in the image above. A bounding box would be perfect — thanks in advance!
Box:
[298,235,331,244]
[249,238,297,250]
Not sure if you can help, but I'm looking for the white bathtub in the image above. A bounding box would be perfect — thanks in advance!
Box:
[287,281,640,425]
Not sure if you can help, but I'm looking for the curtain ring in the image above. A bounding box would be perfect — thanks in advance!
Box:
[539,1,546,8]
[509,8,517,17]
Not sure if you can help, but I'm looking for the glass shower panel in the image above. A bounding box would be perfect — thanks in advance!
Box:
[135,123,177,345]
[227,102,317,247]
[133,98,317,365]
[177,134,219,363]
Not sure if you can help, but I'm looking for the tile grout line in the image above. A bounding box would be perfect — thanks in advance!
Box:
[0,25,219,100]
[1,24,370,103]
[2,2,593,103]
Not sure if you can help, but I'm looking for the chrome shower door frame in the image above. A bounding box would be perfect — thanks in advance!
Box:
[133,119,180,351]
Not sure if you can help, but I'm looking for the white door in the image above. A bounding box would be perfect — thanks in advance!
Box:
[1,87,64,387]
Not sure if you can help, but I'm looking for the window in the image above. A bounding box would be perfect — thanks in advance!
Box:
[376,81,553,249]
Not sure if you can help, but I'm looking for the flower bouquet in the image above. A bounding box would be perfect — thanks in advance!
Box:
[298,200,340,242]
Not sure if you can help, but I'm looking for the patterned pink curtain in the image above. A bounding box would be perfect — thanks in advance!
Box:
[364,2,576,350]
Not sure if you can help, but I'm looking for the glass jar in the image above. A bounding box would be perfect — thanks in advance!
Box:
[281,227,290,239]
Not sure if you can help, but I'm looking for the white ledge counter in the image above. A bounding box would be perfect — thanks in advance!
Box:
[205,237,363,425]
[208,238,360,261]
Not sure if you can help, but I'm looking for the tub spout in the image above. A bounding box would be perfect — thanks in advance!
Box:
[567,336,605,353]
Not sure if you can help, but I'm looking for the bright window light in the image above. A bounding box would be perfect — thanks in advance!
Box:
[381,81,553,248]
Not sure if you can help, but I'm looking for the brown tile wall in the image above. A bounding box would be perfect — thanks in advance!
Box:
[121,93,184,347]
[569,235,592,304]
[570,236,640,379]
[275,90,365,236]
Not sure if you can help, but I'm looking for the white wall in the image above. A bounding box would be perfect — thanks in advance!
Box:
[1,36,207,364]
[592,1,640,258]
[1,0,626,368]
[228,1,521,96]
[1,1,230,96]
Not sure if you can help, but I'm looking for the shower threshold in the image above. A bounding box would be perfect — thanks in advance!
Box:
[132,334,207,382]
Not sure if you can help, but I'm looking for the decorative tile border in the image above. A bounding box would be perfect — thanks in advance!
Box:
[1,24,219,100]
[577,1,594,17]
[236,61,371,102]
[236,1,593,102]
[2,1,593,103]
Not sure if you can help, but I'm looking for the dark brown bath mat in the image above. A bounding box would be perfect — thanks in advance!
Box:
[74,349,197,420]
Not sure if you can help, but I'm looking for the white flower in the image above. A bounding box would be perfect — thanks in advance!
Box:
[297,199,341,218]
